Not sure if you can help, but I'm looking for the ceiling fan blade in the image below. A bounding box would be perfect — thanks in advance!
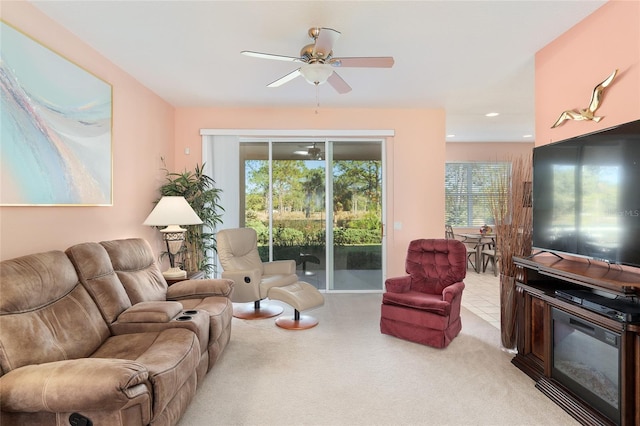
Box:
[330,57,395,68]
[241,50,301,62]
[327,72,352,94]
[267,68,302,87]
[312,27,341,58]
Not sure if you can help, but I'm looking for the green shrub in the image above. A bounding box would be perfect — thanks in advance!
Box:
[250,219,379,248]
[348,211,381,231]
[273,226,305,246]
[334,228,380,245]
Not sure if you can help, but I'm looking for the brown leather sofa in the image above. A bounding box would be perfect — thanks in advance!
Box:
[0,238,234,426]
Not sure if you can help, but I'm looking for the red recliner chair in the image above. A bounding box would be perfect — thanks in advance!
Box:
[380,238,467,348]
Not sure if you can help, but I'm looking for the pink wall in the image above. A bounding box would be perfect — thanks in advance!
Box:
[3,0,634,280]
[0,2,175,260]
[173,107,445,277]
[536,0,640,146]
[535,0,640,274]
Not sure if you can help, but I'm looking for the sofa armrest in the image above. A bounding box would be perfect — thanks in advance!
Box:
[0,358,149,413]
[167,278,234,300]
[263,259,296,275]
[384,276,412,293]
[222,269,261,286]
[117,301,183,323]
[442,281,465,304]
[222,269,261,302]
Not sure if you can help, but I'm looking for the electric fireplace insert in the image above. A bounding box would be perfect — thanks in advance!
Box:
[551,307,621,424]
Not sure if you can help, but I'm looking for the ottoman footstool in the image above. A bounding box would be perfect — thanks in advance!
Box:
[268,281,324,330]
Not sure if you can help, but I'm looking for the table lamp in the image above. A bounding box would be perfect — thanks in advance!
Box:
[143,196,203,279]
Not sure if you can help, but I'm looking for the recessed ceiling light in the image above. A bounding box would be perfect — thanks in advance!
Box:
[447,134,455,138]
[523,134,533,138]
[485,112,500,117]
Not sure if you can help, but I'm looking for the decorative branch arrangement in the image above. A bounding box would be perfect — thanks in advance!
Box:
[488,154,533,349]
[489,154,533,277]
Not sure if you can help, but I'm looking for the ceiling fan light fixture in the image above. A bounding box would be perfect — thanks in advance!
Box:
[300,63,333,85]
[307,146,322,160]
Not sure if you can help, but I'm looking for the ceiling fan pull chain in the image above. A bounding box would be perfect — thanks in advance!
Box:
[315,83,320,114]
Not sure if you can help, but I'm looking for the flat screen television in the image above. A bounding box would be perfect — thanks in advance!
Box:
[532,119,640,268]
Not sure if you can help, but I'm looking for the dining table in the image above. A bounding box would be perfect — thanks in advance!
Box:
[456,232,496,273]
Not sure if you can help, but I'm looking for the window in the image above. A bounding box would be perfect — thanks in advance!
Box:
[445,162,511,227]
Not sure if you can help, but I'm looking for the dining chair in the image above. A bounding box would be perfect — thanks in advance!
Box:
[445,224,455,239]
[481,239,500,276]
[463,239,480,272]
[445,224,478,272]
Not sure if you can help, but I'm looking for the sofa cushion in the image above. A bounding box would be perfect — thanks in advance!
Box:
[66,242,133,324]
[0,250,79,313]
[100,239,168,304]
[217,228,265,273]
[0,251,111,373]
[382,290,451,315]
[91,328,200,421]
[380,303,450,330]
[405,238,467,295]
[0,358,149,413]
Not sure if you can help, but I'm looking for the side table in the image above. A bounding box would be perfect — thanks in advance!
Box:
[166,270,205,286]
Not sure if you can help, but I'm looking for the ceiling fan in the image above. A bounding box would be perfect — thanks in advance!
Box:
[241,27,394,94]
[294,143,324,160]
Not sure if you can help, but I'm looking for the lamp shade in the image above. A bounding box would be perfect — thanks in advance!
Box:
[143,196,203,228]
[299,63,333,85]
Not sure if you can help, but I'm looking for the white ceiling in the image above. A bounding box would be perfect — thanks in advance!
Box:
[30,0,606,142]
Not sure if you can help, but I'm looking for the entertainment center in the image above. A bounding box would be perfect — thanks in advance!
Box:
[512,119,640,425]
[512,255,640,425]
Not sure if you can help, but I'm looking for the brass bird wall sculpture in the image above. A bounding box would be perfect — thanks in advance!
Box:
[551,69,618,128]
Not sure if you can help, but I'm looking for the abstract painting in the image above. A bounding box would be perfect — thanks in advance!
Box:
[1,21,112,206]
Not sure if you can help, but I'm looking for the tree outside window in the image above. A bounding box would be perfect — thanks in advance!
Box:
[244,158,382,250]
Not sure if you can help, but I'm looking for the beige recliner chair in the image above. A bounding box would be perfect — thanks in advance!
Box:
[217,227,299,319]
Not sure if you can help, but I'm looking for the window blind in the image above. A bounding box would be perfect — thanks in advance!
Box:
[445,162,511,227]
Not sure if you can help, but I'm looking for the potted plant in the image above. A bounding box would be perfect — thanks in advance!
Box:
[489,154,533,350]
[156,161,224,277]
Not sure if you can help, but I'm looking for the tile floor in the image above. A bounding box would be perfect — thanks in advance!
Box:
[461,268,501,329]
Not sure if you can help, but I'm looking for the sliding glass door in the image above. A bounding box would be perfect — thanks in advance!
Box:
[330,141,383,290]
[240,138,384,292]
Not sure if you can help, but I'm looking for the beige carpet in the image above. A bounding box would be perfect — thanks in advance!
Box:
[178,294,578,426]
